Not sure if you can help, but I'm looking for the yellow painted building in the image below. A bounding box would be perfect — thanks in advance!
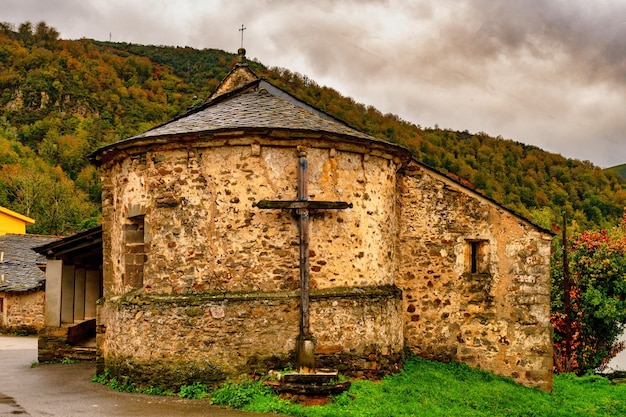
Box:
[0,206,35,235]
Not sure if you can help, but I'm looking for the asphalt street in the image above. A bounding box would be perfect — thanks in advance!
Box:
[0,336,279,417]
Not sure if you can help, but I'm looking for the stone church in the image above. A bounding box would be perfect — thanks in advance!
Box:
[85,51,553,391]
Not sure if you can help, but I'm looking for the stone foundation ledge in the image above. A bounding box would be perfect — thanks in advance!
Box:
[37,326,74,363]
[104,355,226,390]
[108,284,402,305]
[316,349,405,379]
[104,347,405,390]
[1,324,39,336]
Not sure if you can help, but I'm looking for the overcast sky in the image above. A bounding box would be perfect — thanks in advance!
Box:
[4,0,626,167]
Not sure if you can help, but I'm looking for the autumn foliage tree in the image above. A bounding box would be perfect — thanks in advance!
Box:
[551,211,626,374]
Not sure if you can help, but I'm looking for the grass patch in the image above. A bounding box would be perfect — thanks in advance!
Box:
[211,378,276,409]
[91,358,626,416]
[209,357,626,417]
[178,381,209,399]
[92,369,176,396]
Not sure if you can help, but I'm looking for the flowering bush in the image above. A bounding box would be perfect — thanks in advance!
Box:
[551,211,626,374]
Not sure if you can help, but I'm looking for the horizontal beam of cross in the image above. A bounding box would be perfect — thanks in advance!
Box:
[253,200,353,210]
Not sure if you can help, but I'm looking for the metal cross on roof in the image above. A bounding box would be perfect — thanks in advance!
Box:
[253,147,352,372]
[239,24,247,49]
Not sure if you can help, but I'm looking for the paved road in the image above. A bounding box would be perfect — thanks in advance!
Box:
[0,336,280,417]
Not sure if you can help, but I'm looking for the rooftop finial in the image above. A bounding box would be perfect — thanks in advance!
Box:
[239,24,246,49]
[238,24,247,63]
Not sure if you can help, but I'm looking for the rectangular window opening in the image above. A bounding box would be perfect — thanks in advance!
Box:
[470,241,480,274]
[124,215,145,288]
[466,239,488,274]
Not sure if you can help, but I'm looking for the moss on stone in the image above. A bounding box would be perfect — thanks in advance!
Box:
[105,355,226,390]
[109,284,402,307]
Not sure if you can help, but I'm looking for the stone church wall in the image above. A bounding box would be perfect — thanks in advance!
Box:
[396,162,553,391]
[98,136,406,386]
[0,290,45,333]
[102,140,400,296]
[97,133,553,390]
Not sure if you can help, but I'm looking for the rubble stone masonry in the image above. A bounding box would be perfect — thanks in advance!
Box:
[98,136,406,388]
[0,290,45,333]
[97,133,553,391]
[397,161,553,391]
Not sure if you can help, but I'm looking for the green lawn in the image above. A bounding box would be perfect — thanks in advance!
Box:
[210,357,626,416]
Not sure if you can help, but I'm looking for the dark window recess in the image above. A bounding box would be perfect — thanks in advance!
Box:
[470,241,480,274]
[467,240,488,274]
[124,216,145,288]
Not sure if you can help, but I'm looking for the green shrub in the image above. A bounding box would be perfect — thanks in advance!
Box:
[210,379,273,409]
[91,369,111,384]
[91,369,137,393]
[178,382,209,399]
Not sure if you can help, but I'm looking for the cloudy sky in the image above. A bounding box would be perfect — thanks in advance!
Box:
[4,0,626,167]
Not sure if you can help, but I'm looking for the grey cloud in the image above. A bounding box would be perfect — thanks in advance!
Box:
[468,0,626,85]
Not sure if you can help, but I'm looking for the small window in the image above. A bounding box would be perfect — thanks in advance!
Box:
[466,240,488,274]
[124,216,145,288]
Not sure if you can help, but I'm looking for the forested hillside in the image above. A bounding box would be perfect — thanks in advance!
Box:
[0,21,624,235]
[607,164,626,182]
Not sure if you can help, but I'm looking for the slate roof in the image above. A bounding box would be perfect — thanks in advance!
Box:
[0,234,60,292]
[90,79,392,165]
[132,80,376,141]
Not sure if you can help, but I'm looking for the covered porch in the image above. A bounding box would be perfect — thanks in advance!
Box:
[34,226,103,362]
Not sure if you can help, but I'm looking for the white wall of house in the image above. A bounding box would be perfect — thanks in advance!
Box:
[604,333,626,372]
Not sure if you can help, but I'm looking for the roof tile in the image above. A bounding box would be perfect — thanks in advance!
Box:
[0,234,59,292]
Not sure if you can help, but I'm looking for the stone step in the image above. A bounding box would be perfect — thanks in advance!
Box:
[67,346,96,361]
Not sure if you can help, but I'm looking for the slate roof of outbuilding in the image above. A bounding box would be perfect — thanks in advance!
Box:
[128,79,376,142]
[0,234,60,292]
